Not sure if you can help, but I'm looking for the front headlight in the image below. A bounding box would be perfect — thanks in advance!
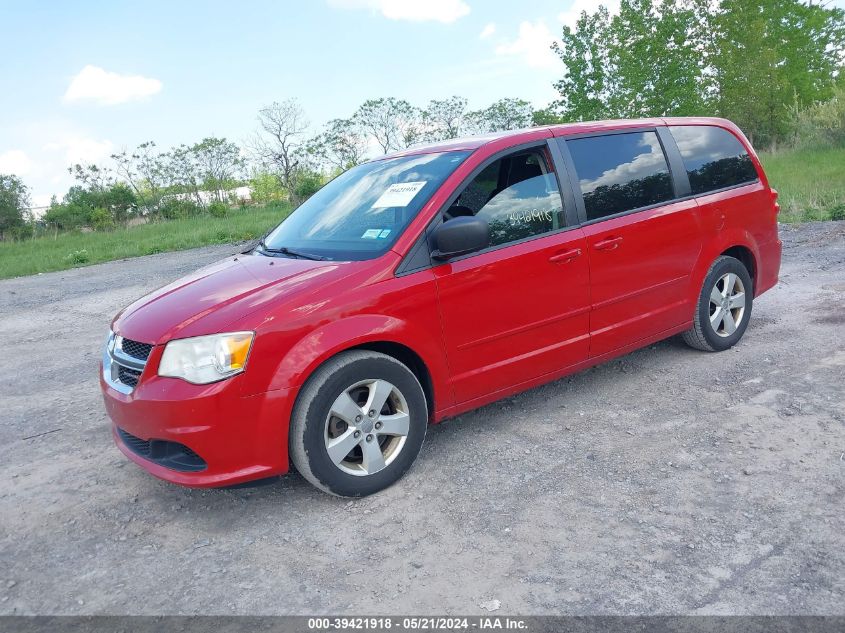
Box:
[158,331,254,384]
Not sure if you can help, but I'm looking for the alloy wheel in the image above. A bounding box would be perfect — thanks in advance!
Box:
[709,272,746,337]
[324,379,410,476]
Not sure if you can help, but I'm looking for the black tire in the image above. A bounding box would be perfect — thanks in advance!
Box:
[289,350,427,497]
[682,255,753,352]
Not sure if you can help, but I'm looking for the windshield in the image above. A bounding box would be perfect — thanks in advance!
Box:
[260,151,470,261]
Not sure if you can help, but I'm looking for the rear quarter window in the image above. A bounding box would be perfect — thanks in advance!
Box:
[669,125,758,195]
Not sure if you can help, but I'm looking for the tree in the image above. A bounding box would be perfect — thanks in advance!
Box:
[164,144,204,205]
[607,0,706,117]
[90,207,115,231]
[43,186,93,230]
[550,0,845,145]
[711,0,845,146]
[551,0,705,121]
[292,170,325,201]
[249,170,287,204]
[422,96,468,141]
[789,83,845,148]
[307,118,369,170]
[0,174,30,239]
[532,107,568,125]
[68,163,114,190]
[43,193,90,231]
[46,168,138,230]
[551,5,615,121]
[466,98,534,133]
[101,182,137,224]
[111,141,169,212]
[113,138,243,210]
[354,98,421,153]
[250,99,310,204]
[190,137,244,201]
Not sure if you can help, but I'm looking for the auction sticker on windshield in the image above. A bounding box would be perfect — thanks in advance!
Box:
[371,181,427,208]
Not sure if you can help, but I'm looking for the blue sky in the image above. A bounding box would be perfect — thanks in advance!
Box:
[1,0,843,205]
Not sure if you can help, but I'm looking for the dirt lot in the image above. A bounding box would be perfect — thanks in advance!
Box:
[0,222,843,615]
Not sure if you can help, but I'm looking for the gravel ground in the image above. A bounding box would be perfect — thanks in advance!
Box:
[0,222,843,616]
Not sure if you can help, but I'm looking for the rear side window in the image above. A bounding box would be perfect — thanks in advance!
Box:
[566,132,674,221]
[445,148,565,247]
[669,125,758,195]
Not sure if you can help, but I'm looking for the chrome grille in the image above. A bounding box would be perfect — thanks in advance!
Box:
[117,365,142,388]
[103,332,152,394]
[120,338,153,361]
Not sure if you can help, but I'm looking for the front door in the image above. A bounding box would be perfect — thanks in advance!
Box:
[433,145,591,404]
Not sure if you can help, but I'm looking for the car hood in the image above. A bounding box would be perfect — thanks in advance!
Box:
[113,254,352,344]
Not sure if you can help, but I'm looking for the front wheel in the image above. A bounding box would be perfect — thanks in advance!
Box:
[289,350,428,497]
[682,255,753,352]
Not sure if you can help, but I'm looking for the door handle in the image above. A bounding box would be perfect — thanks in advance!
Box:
[549,248,582,263]
[594,236,623,251]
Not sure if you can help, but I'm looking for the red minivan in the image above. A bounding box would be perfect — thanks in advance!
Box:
[100,117,782,496]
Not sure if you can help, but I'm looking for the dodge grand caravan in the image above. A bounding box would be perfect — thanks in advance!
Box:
[100,117,782,496]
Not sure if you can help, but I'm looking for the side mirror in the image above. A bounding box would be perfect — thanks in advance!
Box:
[431,216,491,261]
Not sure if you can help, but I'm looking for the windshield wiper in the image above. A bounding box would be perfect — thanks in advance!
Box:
[258,240,328,261]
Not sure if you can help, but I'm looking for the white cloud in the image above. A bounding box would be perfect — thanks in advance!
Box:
[495,20,558,69]
[479,22,496,39]
[44,136,114,166]
[63,65,162,105]
[2,120,120,207]
[579,134,665,192]
[327,0,470,23]
[0,150,34,176]
[558,0,621,30]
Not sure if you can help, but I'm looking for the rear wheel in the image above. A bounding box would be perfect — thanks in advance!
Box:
[289,350,427,496]
[682,255,753,352]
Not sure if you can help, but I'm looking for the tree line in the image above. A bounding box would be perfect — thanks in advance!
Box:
[549,0,845,147]
[0,95,537,238]
[1,0,843,240]
[250,95,535,203]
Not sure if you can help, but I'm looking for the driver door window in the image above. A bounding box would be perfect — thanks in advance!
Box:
[445,149,565,247]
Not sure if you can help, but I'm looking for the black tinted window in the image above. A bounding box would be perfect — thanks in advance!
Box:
[670,125,758,195]
[445,149,565,247]
[566,132,675,220]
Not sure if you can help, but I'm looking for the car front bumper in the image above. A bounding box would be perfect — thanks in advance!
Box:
[100,368,294,487]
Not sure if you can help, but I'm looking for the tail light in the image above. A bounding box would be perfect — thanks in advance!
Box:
[771,188,780,215]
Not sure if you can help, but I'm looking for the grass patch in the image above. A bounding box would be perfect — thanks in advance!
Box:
[0,204,291,280]
[759,147,845,223]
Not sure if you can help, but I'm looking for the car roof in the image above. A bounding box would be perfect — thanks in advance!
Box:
[377,116,740,160]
